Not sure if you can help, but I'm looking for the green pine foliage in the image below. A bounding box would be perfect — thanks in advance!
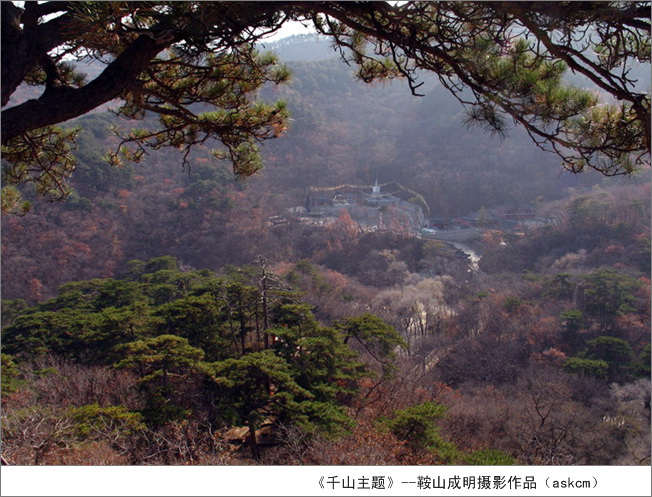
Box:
[463,449,516,466]
[563,357,610,380]
[334,314,407,378]
[1,353,21,396]
[1,257,396,440]
[381,401,459,463]
[565,336,639,382]
[69,404,146,439]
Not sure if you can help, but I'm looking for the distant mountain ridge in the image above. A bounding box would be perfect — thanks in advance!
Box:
[261,33,338,62]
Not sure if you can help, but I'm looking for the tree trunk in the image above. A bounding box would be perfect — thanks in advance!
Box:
[246,420,260,460]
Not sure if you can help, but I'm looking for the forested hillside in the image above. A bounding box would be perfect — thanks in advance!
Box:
[3,34,642,302]
[2,34,650,466]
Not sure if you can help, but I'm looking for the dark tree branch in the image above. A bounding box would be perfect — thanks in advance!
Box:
[1,0,649,203]
[2,33,175,144]
[22,1,72,28]
[1,8,81,107]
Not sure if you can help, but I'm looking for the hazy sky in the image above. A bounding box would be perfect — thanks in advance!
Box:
[265,19,316,41]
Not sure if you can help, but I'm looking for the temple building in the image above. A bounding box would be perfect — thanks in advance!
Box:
[306,181,426,234]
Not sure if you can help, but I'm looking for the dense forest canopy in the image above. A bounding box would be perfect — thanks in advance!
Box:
[1,1,650,213]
